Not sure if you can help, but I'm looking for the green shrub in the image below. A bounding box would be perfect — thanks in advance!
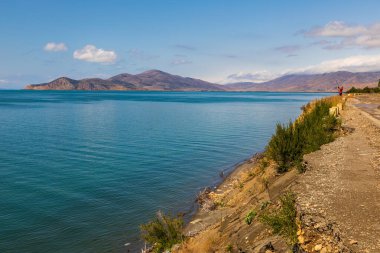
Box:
[226,244,233,252]
[260,192,297,245]
[347,86,380,93]
[260,201,271,210]
[266,99,338,173]
[140,211,184,252]
[245,210,257,225]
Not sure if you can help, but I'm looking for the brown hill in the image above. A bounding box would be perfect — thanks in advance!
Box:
[225,71,380,92]
[25,70,224,91]
[25,70,380,92]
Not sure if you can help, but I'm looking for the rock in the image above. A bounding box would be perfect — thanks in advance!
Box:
[190,218,202,224]
[349,239,358,245]
[258,242,274,253]
[314,244,323,251]
[298,235,305,244]
[320,247,327,253]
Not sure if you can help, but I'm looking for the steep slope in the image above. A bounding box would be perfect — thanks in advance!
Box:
[226,71,380,92]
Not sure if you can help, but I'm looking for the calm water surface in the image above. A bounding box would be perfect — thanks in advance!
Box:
[0,91,330,252]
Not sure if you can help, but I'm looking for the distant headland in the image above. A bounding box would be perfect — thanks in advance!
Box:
[24,69,380,92]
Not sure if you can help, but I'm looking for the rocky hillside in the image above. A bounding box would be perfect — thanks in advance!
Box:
[25,70,380,92]
[225,71,380,92]
[25,70,224,91]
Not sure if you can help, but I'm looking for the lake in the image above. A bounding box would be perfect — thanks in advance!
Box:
[0,91,330,252]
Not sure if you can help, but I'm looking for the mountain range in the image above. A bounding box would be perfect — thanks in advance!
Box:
[25,70,223,91]
[25,70,380,92]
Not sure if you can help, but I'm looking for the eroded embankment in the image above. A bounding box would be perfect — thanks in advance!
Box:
[171,95,380,253]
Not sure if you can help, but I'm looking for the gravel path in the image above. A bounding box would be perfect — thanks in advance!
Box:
[294,96,380,252]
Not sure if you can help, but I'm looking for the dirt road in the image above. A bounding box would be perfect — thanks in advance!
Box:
[294,95,380,252]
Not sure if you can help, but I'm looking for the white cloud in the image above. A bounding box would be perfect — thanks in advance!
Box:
[226,71,280,83]
[0,79,8,84]
[73,45,117,63]
[291,54,380,74]
[306,21,366,37]
[44,42,67,52]
[225,54,380,83]
[304,21,380,49]
[171,58,192,65]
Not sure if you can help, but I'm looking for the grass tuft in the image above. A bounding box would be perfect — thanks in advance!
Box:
[260,192,298,245]
[244,210,257,225]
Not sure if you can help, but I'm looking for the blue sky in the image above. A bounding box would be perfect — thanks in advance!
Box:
[1,0,380,88]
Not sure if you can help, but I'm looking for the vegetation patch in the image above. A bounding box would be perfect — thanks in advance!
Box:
[140,211,184,253]
[260,192,298,245]
[244,210,257,225]
[347,81,380,93]
[266,97,340,173]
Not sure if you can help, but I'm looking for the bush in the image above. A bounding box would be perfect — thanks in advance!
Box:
[266,99,338,173]
[347,86,380,93]
[260,192,297,245]
[245,210,257,225]
[140,211,184,252]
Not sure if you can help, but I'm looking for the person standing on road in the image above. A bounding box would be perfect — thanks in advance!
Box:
[338,85,344,96]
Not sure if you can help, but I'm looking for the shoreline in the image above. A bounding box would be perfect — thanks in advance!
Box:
[182,152,264,226]
[171,94,380,253]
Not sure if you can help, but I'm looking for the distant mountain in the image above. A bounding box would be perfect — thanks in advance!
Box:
[25,70,380,92]
[25,70,224,91]
[225,71,380,92]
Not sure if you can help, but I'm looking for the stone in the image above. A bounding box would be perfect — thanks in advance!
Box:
[320,247,327,253]
[298,235,305,244]
[314,244,323,251]
[349,239,358,245]
[190,218,202,224]
[329,107,338,117]
[337,103,343,112]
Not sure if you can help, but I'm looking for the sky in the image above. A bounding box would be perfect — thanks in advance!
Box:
[2,0,380,88]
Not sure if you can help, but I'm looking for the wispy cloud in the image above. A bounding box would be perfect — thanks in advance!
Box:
[222,54,238,59]
[173,44,196,51]
[44,42,67,52]
[274,45,302,54]
[171,58,192,65]
[303,21,380,49]
[170,54,192,65]
[73,45,117,63]
[0,79,8,84]
[127,49,159,61]
[226,71,279,83]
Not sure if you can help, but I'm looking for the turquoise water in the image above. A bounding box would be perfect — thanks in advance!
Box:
[0,91,329,252]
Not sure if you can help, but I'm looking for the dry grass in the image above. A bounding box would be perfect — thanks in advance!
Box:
[175,229,219,253]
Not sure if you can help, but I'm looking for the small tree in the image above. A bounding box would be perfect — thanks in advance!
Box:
[140,211,184,252]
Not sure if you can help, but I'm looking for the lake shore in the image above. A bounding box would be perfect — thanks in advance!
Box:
[172,94,380,253]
